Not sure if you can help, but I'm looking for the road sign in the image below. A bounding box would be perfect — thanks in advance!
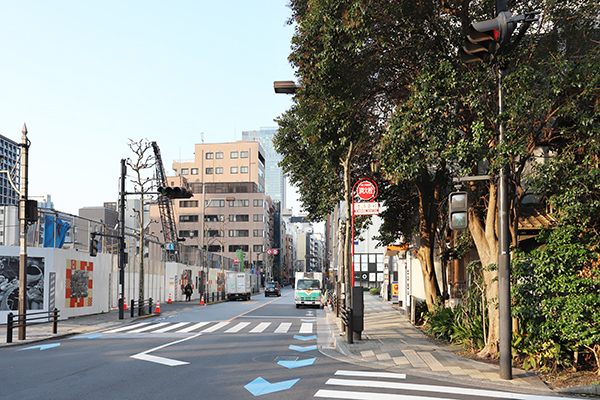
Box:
[356,180,377,201]
[273,249,278,255]
[353,201,380,216]
[266,249,273,255]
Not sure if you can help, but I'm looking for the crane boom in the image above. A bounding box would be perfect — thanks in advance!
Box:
[151,141,179,261]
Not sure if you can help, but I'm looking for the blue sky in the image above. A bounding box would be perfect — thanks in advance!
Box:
[0,1,298,215]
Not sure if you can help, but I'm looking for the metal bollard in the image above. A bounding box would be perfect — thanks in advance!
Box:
[347,308,353,344]
[7,312,13,343]
[52,308,59,334]
[149,298,153,315]
[130,299,135,318]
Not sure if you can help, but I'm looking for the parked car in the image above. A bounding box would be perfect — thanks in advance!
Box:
[265,281,281,297]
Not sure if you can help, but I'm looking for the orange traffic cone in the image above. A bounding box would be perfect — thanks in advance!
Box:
[167,293,172,304]
[200,294,204,306]
[123,297,128,310]
[155,300,161,313]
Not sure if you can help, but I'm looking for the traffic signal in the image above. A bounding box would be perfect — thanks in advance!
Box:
[90,234,99,257]
[449,191,469,230]
[459,11,517,64]
[157,186,193,199]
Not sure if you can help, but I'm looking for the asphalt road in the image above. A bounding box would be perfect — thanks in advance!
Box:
[1,287,561,400]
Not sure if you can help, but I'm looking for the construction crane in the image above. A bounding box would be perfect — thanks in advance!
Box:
[151,141,179,261]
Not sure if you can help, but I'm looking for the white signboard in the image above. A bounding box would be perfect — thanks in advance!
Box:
[353,202,380,216]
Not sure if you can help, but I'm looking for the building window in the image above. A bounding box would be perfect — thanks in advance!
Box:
[231,166,238,174]
[253,229,263,237]
[229,245,249,252]
[230,151,238,159]
[229,229,249,237]
[253,244,263,253]
[253,199,263,207]
[181,168,189,175]
[229,199,249,207]
[240,166,248,173]
[241,151,248,158]
[179,230,199,238]
[208,245,223,252]
[205,199,225,207]
[179,200,199,208]
[205,230,223,237]
[216,152,223,159]
[205,214,224,222]
[253,214,263,222]
[179,215,199,222]
[191,168,198,175]
[229,214,249,222]
[206,152,214,159]
[206,168,213,174]
[216,167,223,174]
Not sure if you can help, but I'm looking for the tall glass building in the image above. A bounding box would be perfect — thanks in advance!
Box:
[0,134,20,206]
[242,128,285,209]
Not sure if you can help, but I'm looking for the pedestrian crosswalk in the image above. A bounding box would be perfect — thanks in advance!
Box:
[102,320,311,335]
[314,370,577,400]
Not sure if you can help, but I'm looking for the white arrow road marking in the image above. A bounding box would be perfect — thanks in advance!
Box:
[131,333,200,366]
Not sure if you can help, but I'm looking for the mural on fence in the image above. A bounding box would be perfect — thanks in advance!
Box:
[66,259,93,308]
[0,255,45,311]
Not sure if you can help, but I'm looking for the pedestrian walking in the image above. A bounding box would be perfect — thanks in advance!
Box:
[185,283,192,301]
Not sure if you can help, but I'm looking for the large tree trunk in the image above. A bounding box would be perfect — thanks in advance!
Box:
[413,168,444,311]
[469,183,500,358]
[341,143,353,306]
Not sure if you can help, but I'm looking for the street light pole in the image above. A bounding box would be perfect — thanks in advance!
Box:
[18,123,30,340]
[119,159,126,319]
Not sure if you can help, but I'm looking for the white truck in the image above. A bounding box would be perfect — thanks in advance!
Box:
[225,271,252,301]
[294,271,323,308]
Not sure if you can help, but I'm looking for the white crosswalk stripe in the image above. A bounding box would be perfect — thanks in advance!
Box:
[315,370,582,400]
[249,322,271,333]
[100,320,312,335]
[274,322,292,333]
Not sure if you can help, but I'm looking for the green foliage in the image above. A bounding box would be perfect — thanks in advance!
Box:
[369,287,380,295]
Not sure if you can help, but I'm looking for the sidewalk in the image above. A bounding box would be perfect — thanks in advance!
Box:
[320,293,600,397]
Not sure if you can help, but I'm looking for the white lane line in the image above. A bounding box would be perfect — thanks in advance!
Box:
[299,323,313,334]
[129,323,170,333]
[153,322,191,333]
[104,322,151,333]
[225,322,250,333]
[334,370,406,379]
[315,389,451,400]
[201,321,229,333]
[274,322,292,333]
[131,333,200,367]
[324,379,579,400]
[249,322,271,333]
[176,322,210,333]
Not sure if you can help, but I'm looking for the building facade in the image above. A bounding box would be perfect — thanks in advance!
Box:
[242,128,285,209]
[150,141,268,270]
[0,134,20,206]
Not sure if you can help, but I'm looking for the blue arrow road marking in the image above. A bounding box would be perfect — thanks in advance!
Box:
[70,334,102,339]
[278,357,316,369]
[294,335,317,341]
[245,377,300,396]
[17,343,60,351]
[289,344,317,352]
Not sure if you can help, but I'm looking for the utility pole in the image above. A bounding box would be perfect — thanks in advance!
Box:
[18,123,29,340]
[119,159,126,319]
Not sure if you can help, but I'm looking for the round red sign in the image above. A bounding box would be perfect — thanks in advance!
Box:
[356,180,377,201]
[273,249,278,255]
[266,249,273,256]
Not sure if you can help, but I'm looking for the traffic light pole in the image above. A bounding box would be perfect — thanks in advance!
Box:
[497,65,512,380]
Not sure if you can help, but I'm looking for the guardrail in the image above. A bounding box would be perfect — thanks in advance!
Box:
[130,298,154,317]
[6,309,60,343]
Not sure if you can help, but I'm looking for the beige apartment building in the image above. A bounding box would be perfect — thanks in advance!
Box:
[150,141,269,271]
